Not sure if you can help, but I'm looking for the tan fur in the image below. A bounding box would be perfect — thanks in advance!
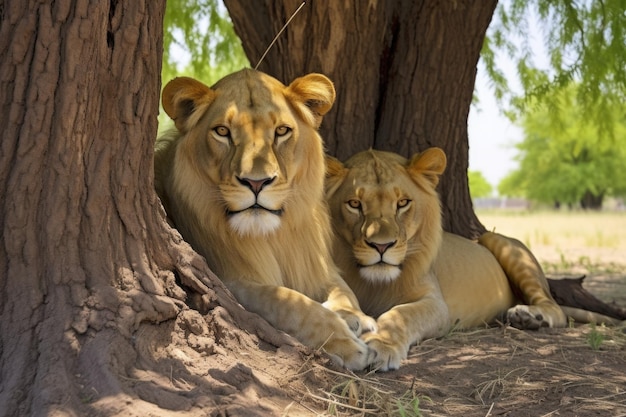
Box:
[155,69,377,370]
[325,148,569,371]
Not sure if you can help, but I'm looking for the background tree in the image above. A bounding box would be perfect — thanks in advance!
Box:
[484,0,626,128]
[160,0,247,127]
[498,84,626,209]
[469,171,494,199]
[161,0,247,95]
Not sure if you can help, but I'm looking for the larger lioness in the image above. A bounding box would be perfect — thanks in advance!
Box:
[325,148,580,371]
[155,69,377,370]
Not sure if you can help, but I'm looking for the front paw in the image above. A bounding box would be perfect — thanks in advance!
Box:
[361,333,407,372]
[334,309,378,336]
[507,305,548,330]
[324,328,376,371]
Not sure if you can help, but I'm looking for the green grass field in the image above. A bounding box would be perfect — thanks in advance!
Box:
[476,210,626,271]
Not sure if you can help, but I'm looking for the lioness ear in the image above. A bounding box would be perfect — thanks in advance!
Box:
[407,147,447,187]
[162,77,216,133]
[325,155,346,178]
[324,155,347,196]
[286,73,336,128]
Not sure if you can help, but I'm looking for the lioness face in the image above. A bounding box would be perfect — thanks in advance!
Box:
[197,75,298,236]
[161,70,335,236]
[326,149,446,283]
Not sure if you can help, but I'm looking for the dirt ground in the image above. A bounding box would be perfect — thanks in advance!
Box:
[86,267,625,417]
[281,271,626,417]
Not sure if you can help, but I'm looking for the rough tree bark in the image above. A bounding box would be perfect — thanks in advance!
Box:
[1,1,305,415]
[224,0,497,238]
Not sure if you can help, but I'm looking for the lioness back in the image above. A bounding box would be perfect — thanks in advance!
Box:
[434,232,516,328]
[155,69,376,370]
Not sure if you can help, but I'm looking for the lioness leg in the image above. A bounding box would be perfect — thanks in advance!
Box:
[362,276,449,371]
[228,281,374,370]
[323,281,378,336]
[478,232,567,328]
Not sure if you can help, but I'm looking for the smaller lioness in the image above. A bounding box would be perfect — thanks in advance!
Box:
[155,69,376,370]
[325,148,570,371]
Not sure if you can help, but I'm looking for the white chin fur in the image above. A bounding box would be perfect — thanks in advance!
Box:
[228,210,281,236]
[359,264,402,284]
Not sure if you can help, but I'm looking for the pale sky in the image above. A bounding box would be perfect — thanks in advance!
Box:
[468,4,546,193]
[468,67,522,191]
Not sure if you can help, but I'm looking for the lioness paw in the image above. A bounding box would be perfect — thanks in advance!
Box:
[332,309,378,336]
[325,331,375,371]
[358,314,378,334]
[507,305,548,330]
[362,333,407,372]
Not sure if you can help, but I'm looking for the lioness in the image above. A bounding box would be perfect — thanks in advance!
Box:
[155,69,376,370]
[325,148,572,371]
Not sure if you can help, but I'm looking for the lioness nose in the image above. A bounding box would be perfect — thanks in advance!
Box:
[237,176,276,195]
[366,240,397,255]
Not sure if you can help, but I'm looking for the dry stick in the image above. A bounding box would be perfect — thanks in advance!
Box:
[254,1,307,70]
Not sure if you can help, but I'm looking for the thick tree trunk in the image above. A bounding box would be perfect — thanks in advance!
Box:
[225,0,496,238]
[1,1,300,415]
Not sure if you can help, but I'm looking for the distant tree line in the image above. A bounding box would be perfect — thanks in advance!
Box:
[498,84,626,209]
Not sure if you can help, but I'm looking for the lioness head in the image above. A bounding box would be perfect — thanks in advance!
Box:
[326,148,447,283]
[158,69,335,237]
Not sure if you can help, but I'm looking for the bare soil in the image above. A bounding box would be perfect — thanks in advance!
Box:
[84,269,625,417]
[289,271,626,417]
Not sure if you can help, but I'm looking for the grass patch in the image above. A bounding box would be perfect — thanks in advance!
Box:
[302,366,431,417]
[586,323,606,350]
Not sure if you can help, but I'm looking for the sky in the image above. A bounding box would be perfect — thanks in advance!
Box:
[467,8,546,191]
[467,69,522,191]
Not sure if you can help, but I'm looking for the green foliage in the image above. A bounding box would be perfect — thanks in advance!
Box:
[483,0,626,128]
[468,170,493,199]
[395,393,424,417]
[163,0,248,83]
[160,0,248,130]
[498,84,626,207]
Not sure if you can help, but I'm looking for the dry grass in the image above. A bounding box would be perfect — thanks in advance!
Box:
[477,210,626,272]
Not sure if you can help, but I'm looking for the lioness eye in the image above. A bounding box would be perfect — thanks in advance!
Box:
[214,126,230,137]
[347,199,361,210]
[397,199,411,209]
[275,125,290,136]
[275,125,292,143]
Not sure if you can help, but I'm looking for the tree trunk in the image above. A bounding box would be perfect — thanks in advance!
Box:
[1,1,300,415]
[580,190,604,210]
[224,0,496,238]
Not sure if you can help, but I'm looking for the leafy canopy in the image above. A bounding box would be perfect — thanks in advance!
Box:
[483,0,626,128]
[163,0,248,82]
[498,84,626,207]
[160,0,248,129]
